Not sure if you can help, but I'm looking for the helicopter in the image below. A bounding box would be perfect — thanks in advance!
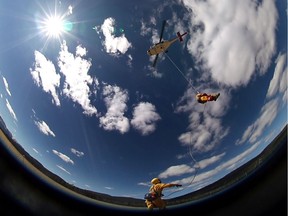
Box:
[147,20,188,67]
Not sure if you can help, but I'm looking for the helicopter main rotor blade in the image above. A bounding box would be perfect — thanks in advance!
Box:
[152,54,159,67]
[159,20,167,43]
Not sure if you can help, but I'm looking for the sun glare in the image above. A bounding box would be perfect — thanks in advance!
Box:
[44,16,64,38]
[36,3,74,46]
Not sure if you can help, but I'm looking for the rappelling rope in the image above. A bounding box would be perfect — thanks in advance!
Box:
[161,52,200,198]
[164,52,208,112]
[164,132,200,198]
[164,52,199,94]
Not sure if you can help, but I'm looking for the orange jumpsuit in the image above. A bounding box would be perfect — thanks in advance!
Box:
[145,183,177,210]
[196,93,220,104]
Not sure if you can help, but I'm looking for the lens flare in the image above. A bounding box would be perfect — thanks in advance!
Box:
[63,21,73,32]
[44,16,64,37]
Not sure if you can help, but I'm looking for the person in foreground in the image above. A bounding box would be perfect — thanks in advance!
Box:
[145,178,182,211]
[196,92,220,104]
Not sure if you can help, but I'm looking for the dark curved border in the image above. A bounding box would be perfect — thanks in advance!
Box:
[0,128,286,216]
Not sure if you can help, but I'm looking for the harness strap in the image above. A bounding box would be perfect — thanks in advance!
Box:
[151,185,163,198]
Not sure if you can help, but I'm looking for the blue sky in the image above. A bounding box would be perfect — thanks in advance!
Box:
[0,0,287,199]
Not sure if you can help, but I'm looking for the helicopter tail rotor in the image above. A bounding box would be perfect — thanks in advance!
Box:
[177,32,188,42]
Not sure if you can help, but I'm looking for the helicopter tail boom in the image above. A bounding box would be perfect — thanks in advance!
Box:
[177,32,188,42]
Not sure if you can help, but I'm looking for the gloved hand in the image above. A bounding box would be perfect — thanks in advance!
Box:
[175,184,182,187]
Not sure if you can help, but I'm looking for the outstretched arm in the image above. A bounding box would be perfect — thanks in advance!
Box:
[162,183,182,189]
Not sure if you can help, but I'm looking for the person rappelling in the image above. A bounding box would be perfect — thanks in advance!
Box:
[196,92,220,104]
[147,20,220,106]
[144,178,182,211]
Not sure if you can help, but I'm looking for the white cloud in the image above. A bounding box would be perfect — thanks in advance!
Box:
[56,165,71,175]
[53,149,74,165]
[159,152,225,179]
[30,51,61,106]
[236,52,286,145]
[100,17,132,55]
[99,84,130,134]
[176,88,230,152]
[32,148,39,154]
[68,5,73,15]
[236,98,279,145]
[147,65,163,78]
[182,0,278,87]
[58,40,97,116]
[176,142,260,188]
[197,152,226,169]
[140,18,158,45]
[2,76,11,96]
[32,148,43,157]
[131,102,161,136]
[266,53,287,98]
[127,54,133,67]
[140,20,151,37]
[34,120,56,137]
[5,98,17,121]
[71,148,84,157]
[159,164,195,179]
[76,45,87,57]
[282,87,287,103]
[170,12,188,35]
[105,186,113,190]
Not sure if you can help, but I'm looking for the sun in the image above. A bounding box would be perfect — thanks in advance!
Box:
[35,0,74,44]
[43,15,65,38]
[35,3,74,46]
